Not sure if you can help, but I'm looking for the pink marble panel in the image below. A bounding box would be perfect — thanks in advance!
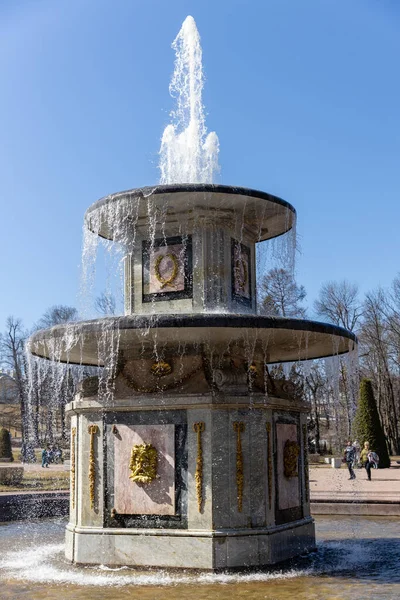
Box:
[276,423,300,510]
[114,424,175,515]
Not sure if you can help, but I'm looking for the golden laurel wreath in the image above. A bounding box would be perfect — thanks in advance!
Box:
[154,253,179,289]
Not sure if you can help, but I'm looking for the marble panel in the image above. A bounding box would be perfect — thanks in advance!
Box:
[114,424,175,516]
[142,235,193,302]
[276,423,300,510]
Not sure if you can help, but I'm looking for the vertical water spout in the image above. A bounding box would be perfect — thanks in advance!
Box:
[159,15,220,184]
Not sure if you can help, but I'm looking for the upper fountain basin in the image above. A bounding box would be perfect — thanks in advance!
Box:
[29,314,357,366]
[85,184,296,242]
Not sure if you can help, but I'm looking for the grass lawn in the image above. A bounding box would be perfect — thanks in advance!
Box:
[0,468,70,493]
[11,449,45,462]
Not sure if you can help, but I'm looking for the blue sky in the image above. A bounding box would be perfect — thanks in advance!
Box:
[1,0,399,328]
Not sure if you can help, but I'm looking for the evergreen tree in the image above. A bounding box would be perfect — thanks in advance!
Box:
[0,427,14,462]
[352,378,391,468]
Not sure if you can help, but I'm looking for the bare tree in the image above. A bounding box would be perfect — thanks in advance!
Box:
[313,281,362,440]
[259,268,306,318]
[30,305,78,444]
[35,305,78,330]
[95,292,116,316]
[314,280,362,332]
[0,317,30,449]
[361,290,400,454]
[304,363,328,454]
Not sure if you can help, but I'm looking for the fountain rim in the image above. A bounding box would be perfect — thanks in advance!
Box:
[84,183,296,241]
[29,313,357,367]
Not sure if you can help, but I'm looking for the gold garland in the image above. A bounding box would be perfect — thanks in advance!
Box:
[71,426,76,510]
[303,424,309,502]
[154,253,179,289]
[88,424,99,509]
[233,421,245,512]
[234,256,248,292]
[120,363,202,394]
[129,443,158,484]
[266,422,272,510]
[193,422,205,512]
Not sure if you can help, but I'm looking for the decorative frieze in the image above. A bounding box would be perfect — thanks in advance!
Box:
[233,421,245,512]
[193,422,205,512]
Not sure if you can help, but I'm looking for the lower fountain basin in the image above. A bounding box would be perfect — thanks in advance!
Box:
[29,314,357,366]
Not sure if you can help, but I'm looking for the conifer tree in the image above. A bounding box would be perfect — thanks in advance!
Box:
[352,378,391,468]
[0,427,14,462]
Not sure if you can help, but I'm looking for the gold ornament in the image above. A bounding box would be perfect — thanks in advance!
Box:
[87,424,99,509]
[234,256,248,292]
[193,422,205,512]
[150,361,172,377]
[233,421,245,512]
[129,443,158,484]
[154,252,179,289]
[266,422,272,510]
[120,363,202,394]
[303,424,309,502]
[70,426,76,510]
[283,439,300,478]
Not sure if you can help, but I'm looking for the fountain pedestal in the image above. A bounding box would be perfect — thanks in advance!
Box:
[65,367,315,569]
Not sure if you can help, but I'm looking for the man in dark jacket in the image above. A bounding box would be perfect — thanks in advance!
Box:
[344,440,356,480]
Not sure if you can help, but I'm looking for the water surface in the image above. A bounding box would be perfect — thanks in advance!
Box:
[0,516,399,599]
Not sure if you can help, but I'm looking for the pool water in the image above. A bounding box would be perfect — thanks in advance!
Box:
[0,516,399,599]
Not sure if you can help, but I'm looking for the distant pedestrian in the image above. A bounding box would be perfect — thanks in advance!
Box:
[54,446,63,464]
[41,445,50,468]
[353,439,361,467]
[343,440,356,480]
[360,441,377,481]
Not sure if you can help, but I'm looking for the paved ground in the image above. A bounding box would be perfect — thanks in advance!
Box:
[2,460,399,503]
[310,462,400,503]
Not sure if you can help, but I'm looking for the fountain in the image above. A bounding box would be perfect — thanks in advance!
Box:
[27,16,357,570]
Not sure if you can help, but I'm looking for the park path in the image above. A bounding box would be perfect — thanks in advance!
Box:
[310,463,400,502]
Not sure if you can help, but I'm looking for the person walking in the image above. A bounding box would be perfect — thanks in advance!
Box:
[360,441,375,481]
[344,440,356,480]
[353,439,361,468]
[41,445,50,468]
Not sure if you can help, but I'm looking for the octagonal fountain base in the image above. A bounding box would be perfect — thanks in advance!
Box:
[64,359,318,570]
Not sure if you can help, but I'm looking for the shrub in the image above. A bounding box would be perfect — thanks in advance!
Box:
[352,378,391,468]
[0,427,14,462]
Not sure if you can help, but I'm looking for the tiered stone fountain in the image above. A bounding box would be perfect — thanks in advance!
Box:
[30,182,356,569]
[28,16,357,571]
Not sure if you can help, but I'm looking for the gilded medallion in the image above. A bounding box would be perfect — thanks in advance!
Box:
[129,443,158,484]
